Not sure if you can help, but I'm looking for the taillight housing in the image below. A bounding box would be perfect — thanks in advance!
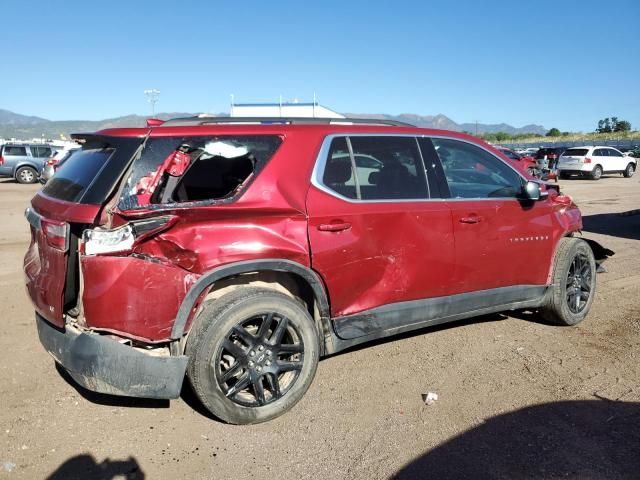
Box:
[82,216,177,255]
[46,158,58,166]
[41,218,69,252]
[0,155,4,166]
[584,157,592,164]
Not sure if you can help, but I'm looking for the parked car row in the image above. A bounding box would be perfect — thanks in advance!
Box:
[510,145,637,180]
[0,143,79,184]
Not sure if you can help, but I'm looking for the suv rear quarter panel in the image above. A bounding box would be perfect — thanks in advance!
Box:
[79,128,323,342]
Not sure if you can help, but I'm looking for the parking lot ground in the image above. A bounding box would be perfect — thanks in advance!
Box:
[0,175,638,479]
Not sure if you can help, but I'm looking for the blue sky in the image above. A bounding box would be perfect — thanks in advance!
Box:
[2,0,639,131]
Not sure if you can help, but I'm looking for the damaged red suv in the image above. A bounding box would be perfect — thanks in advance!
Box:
[24,117,612,424]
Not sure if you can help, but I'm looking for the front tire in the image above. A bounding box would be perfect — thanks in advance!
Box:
[186,287,320,424]
[623,163,635,178]
[540,238,596,326]
[16,166,37,184]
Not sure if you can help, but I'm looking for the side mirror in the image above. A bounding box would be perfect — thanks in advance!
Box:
[523,180,541,200]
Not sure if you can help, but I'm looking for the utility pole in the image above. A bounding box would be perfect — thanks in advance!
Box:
[475,120,479,136]
[144,89,161,116]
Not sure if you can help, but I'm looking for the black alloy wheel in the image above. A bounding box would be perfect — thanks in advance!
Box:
[186,287,320,424]
[565,253,592,314]
[540,237,596,326]
[215,312,304,407]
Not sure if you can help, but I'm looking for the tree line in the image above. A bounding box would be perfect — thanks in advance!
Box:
[471,117,633,143]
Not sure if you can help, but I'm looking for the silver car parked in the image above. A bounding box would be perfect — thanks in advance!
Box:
[0,143,55,183]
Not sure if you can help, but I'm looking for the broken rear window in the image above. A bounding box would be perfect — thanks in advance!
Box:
[118,135,282,210]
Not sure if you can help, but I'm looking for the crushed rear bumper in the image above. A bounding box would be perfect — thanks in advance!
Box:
[36,314,188,399]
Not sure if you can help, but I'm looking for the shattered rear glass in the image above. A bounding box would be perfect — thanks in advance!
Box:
[118,135,282,210]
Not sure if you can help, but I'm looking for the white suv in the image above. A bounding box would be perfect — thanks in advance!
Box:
[557,146,636,180]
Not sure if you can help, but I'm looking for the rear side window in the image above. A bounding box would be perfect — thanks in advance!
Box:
[349,137,427,200]
[4,146,27,156]
[562,148,589,157]
[432,138,523,199]
[119,135,282,210]
[320,136,428,201]
[322,138,357,199]
[31,146,53,158]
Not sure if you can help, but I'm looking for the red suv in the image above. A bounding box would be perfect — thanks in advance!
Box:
[24,117,612,424]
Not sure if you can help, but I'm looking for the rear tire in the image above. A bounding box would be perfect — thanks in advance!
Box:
[186,287,320,424]
[540,238,596,326]
[16,166,37,184]
[590,165,603,180]
[558,171,569,180]
[623,163,635,178]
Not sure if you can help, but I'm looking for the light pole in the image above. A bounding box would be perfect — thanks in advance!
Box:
[144,89,160,116]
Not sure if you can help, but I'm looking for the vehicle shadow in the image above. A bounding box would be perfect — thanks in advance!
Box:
[0,178,17,184]
[392,400,640,480]
[47,454,144,479]
[54,363,169,409]
[582,211,640,241]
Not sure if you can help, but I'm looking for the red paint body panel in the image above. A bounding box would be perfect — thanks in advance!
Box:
[80,255,199,342]
[307,186,456,316]
[25,195,102,327]
[133,211,310,274]
[24,225,67,327]
[31,191,101,224]
[447,199,555,292]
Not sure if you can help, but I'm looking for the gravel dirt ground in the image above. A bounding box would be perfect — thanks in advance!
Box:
[0,174,638,480]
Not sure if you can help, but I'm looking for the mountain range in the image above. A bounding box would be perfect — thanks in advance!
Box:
[0,109,547,140]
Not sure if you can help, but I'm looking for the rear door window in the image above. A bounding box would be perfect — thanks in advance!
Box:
[31,146,53,158]
[348,136,428,200]
[320,136,429,201]
[119,135,282,210]
[432,138,523,199]
[4,146,27,156]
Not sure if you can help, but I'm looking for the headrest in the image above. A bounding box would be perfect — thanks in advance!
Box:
[324,157,352,184]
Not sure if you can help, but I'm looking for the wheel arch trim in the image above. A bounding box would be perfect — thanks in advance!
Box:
[170,259,331,341]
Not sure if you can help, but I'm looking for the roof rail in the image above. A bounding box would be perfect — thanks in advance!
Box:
[158,116,416,128]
